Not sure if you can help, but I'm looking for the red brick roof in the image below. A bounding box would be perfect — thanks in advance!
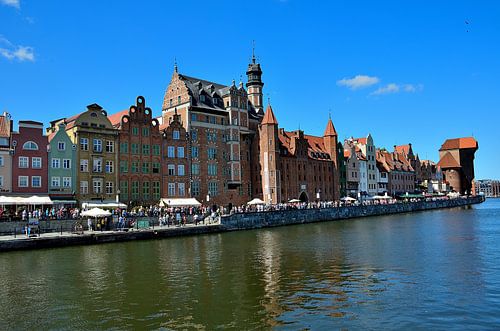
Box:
[261,104,278,125]
[344,150,351,158]
[323,118,337,136]
[354,137,367,144]
[437,152,461,168]
[395,144,411,155]
[0,115,11,138]
[439,137,478,151]
[108,109,129,128]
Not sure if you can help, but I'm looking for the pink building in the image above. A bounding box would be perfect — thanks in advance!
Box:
[11,121,48,194]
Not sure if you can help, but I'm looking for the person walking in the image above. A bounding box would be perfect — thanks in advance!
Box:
[87,218,93,232]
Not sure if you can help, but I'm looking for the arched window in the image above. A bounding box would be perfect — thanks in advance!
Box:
[23,141,39,150]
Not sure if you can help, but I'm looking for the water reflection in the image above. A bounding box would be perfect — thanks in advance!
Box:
[0,200,499,329]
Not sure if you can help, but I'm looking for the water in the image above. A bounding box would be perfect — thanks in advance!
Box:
[1,199,499,330]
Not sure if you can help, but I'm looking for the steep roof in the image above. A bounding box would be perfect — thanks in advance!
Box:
[0,115,11,138]
[395,144,412,155]
[262,104,278,125]
[323,118,337,136]
[278,130,331,160]
[353,137,367,144]
[108,109,129,128]
[439,137,478,151]
[437,152,461,168]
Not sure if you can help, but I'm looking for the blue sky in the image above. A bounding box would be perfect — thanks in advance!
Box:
[1,0,499,179]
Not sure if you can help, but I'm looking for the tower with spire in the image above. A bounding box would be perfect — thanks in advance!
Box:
[246,43,264,115]
[323,116,340,200]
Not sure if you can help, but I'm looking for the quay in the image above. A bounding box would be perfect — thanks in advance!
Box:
[0,196,483,252]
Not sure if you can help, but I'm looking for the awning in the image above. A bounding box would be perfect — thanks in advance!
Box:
[0,195,53,205]
[51,200,78,204]
[81,208,112,217]
[247,198,265,205]
[159,198,201,207]
[81,201,127,209]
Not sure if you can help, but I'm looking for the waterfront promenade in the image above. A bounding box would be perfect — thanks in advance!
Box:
[0,196,483,252]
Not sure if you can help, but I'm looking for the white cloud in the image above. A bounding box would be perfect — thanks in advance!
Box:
[337,75,380,90]
[0,0,20,9]
[0,36,35,62]
[371,83,423,95]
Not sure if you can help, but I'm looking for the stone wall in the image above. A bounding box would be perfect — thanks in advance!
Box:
[220,196,483,230]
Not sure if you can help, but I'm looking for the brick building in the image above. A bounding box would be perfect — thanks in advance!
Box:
[437,137,478,194]
[108,96,162,206]
[11,121,48,194]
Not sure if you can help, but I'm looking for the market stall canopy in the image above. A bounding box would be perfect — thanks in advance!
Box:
[0,195,53,205]
[247,198,265,205]
[81,208,111,217]
[340,197,357,202]
[372,195,392,200]
[159,198,202,207]
[288,199,301,203]
[82,201,127,209]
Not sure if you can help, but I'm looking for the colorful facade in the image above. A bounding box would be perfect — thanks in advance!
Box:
[0,113,13,193]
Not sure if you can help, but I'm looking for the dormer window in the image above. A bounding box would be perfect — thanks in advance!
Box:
[200,94,206,102]
[23,141,38,150]
[90,112,98,118]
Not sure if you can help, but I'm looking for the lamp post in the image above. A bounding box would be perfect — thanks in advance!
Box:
[116,189,120,203]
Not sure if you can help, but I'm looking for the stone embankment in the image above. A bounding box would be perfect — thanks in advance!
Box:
[0,196,483,252]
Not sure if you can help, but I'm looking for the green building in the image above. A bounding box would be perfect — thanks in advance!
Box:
[337,141,347,198]
[47,123,77,206]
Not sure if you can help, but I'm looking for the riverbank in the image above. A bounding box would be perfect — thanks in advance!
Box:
[0,196,483,252]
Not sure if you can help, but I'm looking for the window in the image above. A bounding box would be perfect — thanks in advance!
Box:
[191,130,197,140]
[93,179,103,194]
[105,141,114,153]
[191,146,199,158]
[105,160,114,173]
[177,96,181,104]
[80,181,89,194]
[19,157,29,168]
[106,182,114,194]
[51,177,60,188]
[192,181,200,196]
[120,161,128,173]
[0,176,3,187]
[63,177,71,188]
[152,181,160,200]
[191,113,197,122]
[32,176,41,188]
[177,147,184,158]
[93,139,102,152]
[0,156,3,167]
[208,148,217,160]
[152,145,160,156]
[200,94,206,103]
[80,138,89,151]
[168,164,175,176]
[120,142,128,153]
[178,182,185,196]
[120,181,129,198]
[18,176,29,187]
[23,141,38,150]
[80,159,89,172]
[63,159,71,169]
[93,158,102,172]
[142,181,150,200]
[177,164,185,176]
[208,163,217,176]
[208,181,218,196]
[142,162,150,174]
[169,99,173,107]
[142,127,150,137]
[191,163,200,175]
[167,146,175,158]
[168,183,175,196]
[31,157,42,169]
[51,158,60,169]
[131,161,139,173]
[152,162,160,174]
[131,143,139,154]
[132,181,139,200]
[142,144,150,155]
[58,142,65,150]
[173,130,180,140]
[132,127,139,136]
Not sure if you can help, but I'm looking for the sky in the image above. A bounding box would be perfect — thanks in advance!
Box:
[1,0,499,179]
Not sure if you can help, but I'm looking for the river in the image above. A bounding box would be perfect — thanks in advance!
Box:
[1,199,499,330]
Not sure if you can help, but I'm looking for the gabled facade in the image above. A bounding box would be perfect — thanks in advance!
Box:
[109,96,162,206]
[0,112,13,193]
[46,123,77,203]
[11,121,48,194]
